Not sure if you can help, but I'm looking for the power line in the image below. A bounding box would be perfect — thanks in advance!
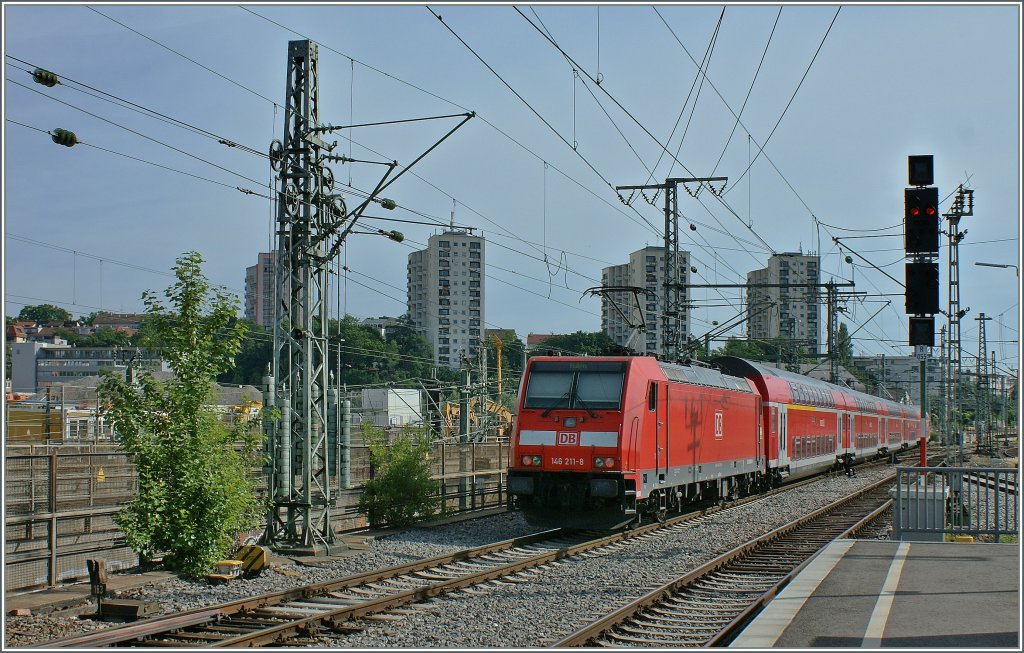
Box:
[85,6,280,107]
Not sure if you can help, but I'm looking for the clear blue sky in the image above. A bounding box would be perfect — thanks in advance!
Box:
[3,3,1020,370]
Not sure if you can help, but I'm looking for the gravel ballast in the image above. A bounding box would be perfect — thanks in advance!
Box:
[5,467,900,648]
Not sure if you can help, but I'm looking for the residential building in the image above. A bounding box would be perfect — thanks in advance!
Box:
[600,246,692,355]
[245,252,277,329]
[360,316,403,339]
[407,230,485,369]
[746,252,821,355]
[10,343,169,394]
[850,355,946,404]
[89,313,145,335]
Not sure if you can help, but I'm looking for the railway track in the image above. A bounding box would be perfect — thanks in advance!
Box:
[552,474,897,648]
[36,455,918,648]
[965,471,1018,496]
[34,469,855,648]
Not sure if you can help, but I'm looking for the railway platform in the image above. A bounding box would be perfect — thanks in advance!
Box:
[730,539,1019,648]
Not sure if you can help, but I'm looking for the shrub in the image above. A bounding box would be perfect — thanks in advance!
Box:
[358,426,441,528]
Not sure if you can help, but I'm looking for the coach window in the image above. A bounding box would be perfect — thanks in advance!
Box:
[648,382,657,411]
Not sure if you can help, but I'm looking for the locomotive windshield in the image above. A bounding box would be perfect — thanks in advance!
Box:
[523,361,625,411]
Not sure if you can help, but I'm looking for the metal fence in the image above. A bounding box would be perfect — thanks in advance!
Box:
[4,440,510,593]
[892,466,1019,541]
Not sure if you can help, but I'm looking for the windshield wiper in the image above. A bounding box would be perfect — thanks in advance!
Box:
[573,395,599,419]
[541,391,571,417]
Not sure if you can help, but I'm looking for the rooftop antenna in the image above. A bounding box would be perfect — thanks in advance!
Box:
[450,199,456,229]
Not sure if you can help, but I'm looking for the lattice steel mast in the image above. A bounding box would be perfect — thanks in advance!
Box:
[262,40,339,554]
[260,40,473,554]
[944,184,972,461]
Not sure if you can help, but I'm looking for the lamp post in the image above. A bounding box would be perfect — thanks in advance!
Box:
[974,262,1019,449]
[974,261,1019,277]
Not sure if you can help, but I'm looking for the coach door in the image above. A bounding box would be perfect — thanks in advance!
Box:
[648,382,665,484]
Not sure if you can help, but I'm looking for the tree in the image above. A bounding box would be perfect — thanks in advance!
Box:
[217,319,272,386]
[357,425,441,527]
[18,304,71,323]
[388,325,433,376]
[837,322,854,367]
[99,252,264,578]
[529,331,616,358]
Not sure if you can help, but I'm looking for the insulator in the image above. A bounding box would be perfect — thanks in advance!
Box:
[388,230,404,243]
[380,198,397,210]
[51,128,78,147]
[32,68,59,87]
[845,256,853,264]
[689,223,697,231]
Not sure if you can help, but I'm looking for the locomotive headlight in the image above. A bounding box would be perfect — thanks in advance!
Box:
[521,455,533,466]
[594,457,604,468]
[532,456,542,466]
[604,457,616,468]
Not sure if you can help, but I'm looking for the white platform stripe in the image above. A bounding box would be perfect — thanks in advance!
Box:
[862,541,911,647]
[729,539,854,647]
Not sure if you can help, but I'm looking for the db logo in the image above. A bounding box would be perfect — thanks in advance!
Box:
[714,412,724,440]
[556,432,579,446]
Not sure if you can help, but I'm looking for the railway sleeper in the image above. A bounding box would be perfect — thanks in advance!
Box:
[134,639,197,647]
[605,631,707,646]
[621,621,724,634]
[642,607,734,623]
[160,632,231,642]
[666,594,753,606]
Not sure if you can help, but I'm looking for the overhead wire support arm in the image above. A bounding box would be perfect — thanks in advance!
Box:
[309,112,475,134]
[832,236,904,288]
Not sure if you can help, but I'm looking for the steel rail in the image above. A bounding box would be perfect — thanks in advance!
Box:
[37,455,920,648]
[552,475,897,648]
[31,528,565,648]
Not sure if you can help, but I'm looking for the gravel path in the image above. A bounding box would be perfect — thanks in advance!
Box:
[4,468,898,648]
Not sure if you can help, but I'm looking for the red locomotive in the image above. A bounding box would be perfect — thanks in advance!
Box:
[508,355,922,528]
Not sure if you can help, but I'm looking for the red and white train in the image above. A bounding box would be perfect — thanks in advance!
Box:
[508,355,923,528]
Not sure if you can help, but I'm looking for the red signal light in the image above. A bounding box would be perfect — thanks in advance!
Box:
[925,206,936,216]
[910,207,921,217]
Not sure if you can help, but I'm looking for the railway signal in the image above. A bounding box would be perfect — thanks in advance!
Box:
[905,261,940,314]
[909,316,935,347]
[903,154,939,348]
[904,187,939,255]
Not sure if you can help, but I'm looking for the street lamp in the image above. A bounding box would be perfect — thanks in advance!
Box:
[974,261,1020,448]
[974,261,1019,277]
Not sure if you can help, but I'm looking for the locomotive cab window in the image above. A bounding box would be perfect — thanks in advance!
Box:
[648,382,657,411]
[523,361,626,411]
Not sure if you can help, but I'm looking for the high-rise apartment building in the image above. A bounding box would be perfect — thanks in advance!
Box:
[408,230,485,369]
[245,252,276,329]
[746,252,820,354]
[601,246,692,355]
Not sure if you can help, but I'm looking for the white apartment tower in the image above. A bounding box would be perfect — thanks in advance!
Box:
[408,230,485,369]
[601,246,692,355]
[746,252,820,354]
[245,252,276,329]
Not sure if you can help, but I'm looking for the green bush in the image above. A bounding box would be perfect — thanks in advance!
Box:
[100,252,266,578]
[358,426,441,528]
